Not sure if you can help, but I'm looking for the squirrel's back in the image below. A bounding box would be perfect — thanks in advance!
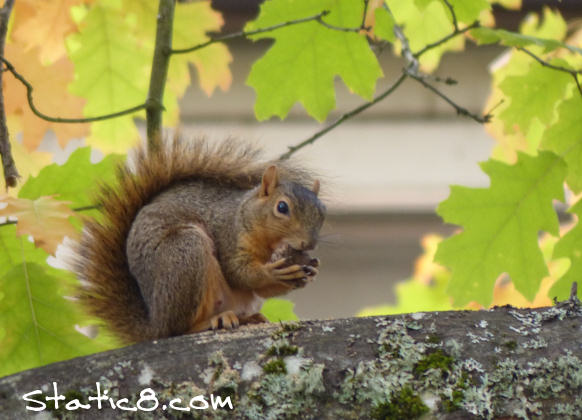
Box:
[71,137,314,343]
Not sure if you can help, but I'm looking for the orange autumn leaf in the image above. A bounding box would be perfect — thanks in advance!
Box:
[11,0,92,65]
[3,43,89,150]
[0,195,78,255]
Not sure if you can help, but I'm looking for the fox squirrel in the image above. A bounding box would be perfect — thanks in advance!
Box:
[71,138,325,344]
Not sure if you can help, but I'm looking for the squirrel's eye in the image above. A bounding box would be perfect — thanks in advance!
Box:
[276,201,289,215]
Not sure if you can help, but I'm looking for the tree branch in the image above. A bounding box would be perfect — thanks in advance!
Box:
[517,46,582,97]
[0,57,148,123]
[170,11,330,55]
[0,0,18,189]
[1,305,581,418]
[279,73,408,160]
[146,0,175,152]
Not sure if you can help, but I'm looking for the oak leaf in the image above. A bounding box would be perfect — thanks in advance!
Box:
[0,195,78,255]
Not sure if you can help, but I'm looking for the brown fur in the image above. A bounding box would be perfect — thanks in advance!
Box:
[71,137,319,343]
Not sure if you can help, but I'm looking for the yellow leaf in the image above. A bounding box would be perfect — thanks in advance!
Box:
[11,0,89,65]
[4,43,89,150]
[0,195,78,255]
[170,2,232,97]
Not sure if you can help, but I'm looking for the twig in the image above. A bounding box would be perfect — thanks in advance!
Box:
[405,69,491,123]
[0,0,18,189]
[383,4,418,73]
[442,0,458,32]
[315,16,367,33]
[171,11,330,55]
[279,73,408,160]
[517,46,582,97]
[0,57,148,123]
[414,22,479,58]
[361,0,370,30]
[146,0,175,152]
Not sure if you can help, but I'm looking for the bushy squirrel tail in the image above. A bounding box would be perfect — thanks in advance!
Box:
[71,137,279,343]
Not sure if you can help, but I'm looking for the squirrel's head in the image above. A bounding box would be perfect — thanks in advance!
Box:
[243,165,326,252]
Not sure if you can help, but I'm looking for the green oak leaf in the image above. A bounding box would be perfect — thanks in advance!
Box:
[67,0,149,153]
[498,59,573,134]
[0,226,112,376]
[18,147,123,208]
[471,27,582,55]
[374,6,395,43]
[261,298,299,322]
[0,226,49,279]
[541,95,582,193]
[435,152,566,306]
[550,199,582,301]
[246,0,382,121]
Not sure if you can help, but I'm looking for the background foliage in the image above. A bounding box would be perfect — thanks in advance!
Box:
[0,0,581,376]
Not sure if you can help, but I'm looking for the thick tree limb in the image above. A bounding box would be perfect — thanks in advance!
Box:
[1,304,581,419]
[146,0,175,152]
[0,0,17,189]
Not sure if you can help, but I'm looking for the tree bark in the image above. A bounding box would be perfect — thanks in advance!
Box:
[1,302,581,419]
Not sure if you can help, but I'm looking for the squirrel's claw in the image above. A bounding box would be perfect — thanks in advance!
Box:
[209,310,240,331]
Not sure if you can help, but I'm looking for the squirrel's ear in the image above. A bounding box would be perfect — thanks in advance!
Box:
[312,179,320,196]
[260,165,279,197]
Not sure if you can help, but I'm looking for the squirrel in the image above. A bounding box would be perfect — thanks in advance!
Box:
[70,137,326,344]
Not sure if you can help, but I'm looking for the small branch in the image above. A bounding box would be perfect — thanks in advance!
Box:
[279,73,408,160]
[442,0,459,32]
[406,69,491,123]
[171,12,329,55]
[414,21,479,58]
[0,0,18,189]
[517,46,582,97]
[0,57,148,123]
[146,0,175,152]
[0,204,99,228]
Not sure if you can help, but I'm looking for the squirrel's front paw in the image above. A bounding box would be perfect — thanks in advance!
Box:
[264,258,317,289]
